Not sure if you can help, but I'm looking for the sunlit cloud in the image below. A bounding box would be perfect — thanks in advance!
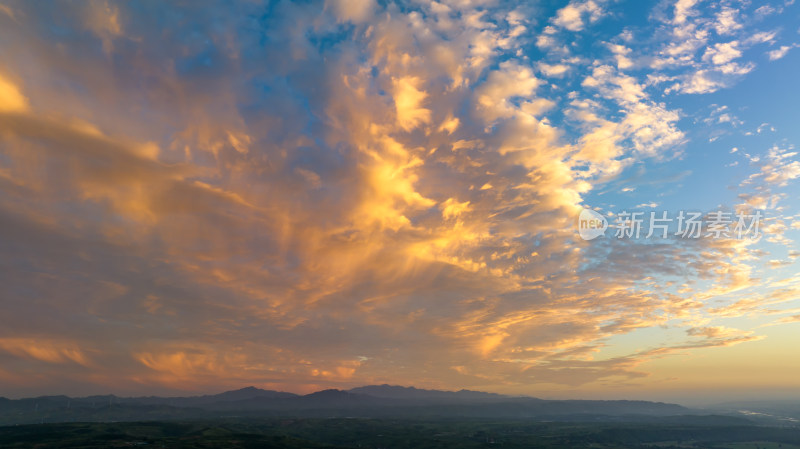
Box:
[0,0,798,400]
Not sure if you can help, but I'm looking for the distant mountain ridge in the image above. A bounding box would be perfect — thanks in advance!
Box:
[0,384,710,426]
[348,384,509,401]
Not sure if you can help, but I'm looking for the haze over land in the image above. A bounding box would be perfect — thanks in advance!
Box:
[0,0,799,406]
[4,385,800,448]
[0,384,694,425]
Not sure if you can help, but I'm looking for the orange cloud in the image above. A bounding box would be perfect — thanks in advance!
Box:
[0,338,90,366]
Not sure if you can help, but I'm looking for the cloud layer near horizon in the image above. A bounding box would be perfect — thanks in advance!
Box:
[0,0,798,399]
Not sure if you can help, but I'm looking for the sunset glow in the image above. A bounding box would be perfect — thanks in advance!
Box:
[1,0,799,405]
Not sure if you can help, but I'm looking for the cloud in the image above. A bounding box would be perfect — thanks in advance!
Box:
[326,0,375,24]
[679,70,725,94]
[703,41,742,65]
[752,146,800,187]
[0,338,90,366]
[474,60,541,121]
[0,0,795,398]
[538,62,570,77]
[645,2,788,95]
[768,45,795,60]
[0,3,16,20]
[392,76,432,131]
[778,314,800,323]
[82,0,122,55]
[0,73,29,112]
[571,64,684,173]
[714,7,741,35]
[552,0,605,32]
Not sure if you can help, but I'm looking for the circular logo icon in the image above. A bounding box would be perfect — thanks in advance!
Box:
[577,208,608,240]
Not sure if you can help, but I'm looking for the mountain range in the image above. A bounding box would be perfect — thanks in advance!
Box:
[0,385,742,426]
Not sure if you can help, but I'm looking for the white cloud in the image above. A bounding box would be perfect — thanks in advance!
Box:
[755,5,777,17]
[679,70,725,94]
[673,0,699,25]
[746,31,778,45]
[768,45,794,61]
[538,62,570,77]
[762,147,800,186]
[608,43,634,69]
[703,41,742,65]
[475,61,541,121]
[714,7,741,35]
[552,0,605,32]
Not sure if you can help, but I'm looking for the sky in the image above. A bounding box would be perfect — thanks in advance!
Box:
[0,0,799,405]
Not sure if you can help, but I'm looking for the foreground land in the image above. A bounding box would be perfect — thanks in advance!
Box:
[1,419,799,449]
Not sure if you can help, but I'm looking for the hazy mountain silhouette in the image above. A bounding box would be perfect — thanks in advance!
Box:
[206,386,298,402]
[348,384,507,401]
[0,385,740,426]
